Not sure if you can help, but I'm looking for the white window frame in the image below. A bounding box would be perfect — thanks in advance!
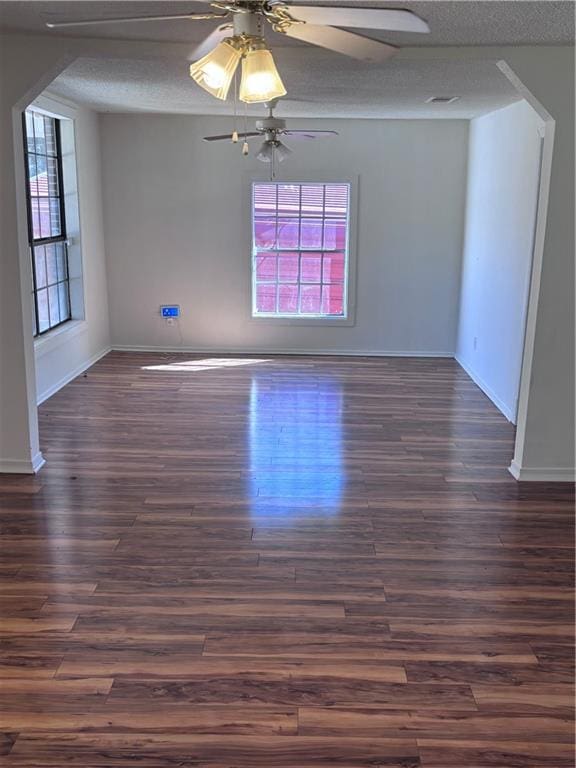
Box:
[245,172,358,326]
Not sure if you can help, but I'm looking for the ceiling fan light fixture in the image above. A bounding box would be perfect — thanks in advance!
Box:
[274,140,292,163]
[256,141,274,163]
[189,39,241,101]
[239,41,287,104]
[256,139,292,163]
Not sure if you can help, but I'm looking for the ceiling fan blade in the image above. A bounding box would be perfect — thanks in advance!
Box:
[191,25,234,59]
[282,6,430,33]
[283,130,338,139]
[45,11,227,29]
[284,24,397,62]
[203,132,261,142]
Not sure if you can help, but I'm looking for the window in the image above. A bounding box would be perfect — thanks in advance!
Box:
[23,109,71,336]
[252,182,350,318]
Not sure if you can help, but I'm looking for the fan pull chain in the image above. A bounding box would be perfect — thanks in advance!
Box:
[242,98,249,156]
[231,69,239,144]
[270,144,276,181]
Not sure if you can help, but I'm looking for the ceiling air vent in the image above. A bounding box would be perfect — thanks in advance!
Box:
[425,96,460,104]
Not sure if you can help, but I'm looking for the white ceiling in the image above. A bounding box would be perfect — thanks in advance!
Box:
[2,1,572,119]
[47,54,521,119]
[1,1,573,46]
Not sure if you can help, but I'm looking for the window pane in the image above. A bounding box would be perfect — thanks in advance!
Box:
[31,290,37,334]
[45,244,58,285]
[37,288,50,333]
[256,283,276,313]
[300,284,321,314]
[44,116,57,156]
[323,219,347,250]
[322,253,345,283]
[34,246,47,289]
[31,199,42,240]
[300,219,323,249]
[322,283,344,315]
[50,198,62,238]
[278,284,298,314]
[278,253,299,283]
[25,111,35,153]
[277,184,300,216]
[38,198,51,238]
[277,218,299,249]
[325,184,349,216]
[33,113,46,154]
[254,218,276,249]
[301,185,324,216]
[255,254,277,281]
[46,157,59,196]
[301,255,321,283]
[253,183,276,215]
[48,285,60,326]
[55,242,67,281]
[58,282,70,321]
[27,154,38,196]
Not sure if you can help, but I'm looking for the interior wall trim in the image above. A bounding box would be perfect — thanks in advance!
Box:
[508,460,576,483]
[0,452,45,475]
[110,345,455,358]
[455,354,516,423]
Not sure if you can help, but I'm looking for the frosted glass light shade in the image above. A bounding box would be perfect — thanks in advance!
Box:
[189,40,241,100]
[256,140,292,163]
[239,48,287,103]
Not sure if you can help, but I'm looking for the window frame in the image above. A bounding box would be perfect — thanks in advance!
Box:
[22,109,72,337]
[247,173,358,326]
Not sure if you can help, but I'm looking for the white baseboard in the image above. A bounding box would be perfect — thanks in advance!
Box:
[508,460,575,483]
[455,355,516,423]
[0,451,45,474]
[111,344,454,358]
[36,346,111,405]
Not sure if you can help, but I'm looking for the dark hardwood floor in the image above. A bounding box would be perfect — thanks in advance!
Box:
[0,352,574,767]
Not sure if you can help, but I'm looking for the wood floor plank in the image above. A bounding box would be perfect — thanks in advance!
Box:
[56,656,407,683]
[417,738,574,767]
[6,733,422,767]
[0,352,573,766]
[298,707,575,742]
[0,707,297,735]
[105,676,466,710]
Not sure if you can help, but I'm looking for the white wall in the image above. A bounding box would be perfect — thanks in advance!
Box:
[501,47,575,480]
[33,96,111,404]
[100,114,468,355]
[456,100,543,422]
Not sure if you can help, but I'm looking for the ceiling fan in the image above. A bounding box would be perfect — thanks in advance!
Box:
[203,97,337,174]
[45,2,430,103]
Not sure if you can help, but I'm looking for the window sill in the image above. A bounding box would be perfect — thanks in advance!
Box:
[34,319,87,358]
[249,314,356,327]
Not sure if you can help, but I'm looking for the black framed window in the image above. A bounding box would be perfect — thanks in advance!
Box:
[23,109,71,336]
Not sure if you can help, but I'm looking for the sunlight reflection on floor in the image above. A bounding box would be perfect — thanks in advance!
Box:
[248,376,344,521]
[141,358,271,372]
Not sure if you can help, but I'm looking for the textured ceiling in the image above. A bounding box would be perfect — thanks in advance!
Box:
[0,1,573,46]
[3,1,570,119]
[47,54,521,119]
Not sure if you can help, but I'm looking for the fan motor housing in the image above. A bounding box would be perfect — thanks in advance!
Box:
[255,116,286,132]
